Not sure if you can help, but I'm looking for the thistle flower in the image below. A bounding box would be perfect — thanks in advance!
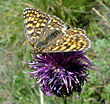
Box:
[25,51,92,98]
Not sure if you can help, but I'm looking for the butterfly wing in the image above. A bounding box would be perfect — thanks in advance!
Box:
[43,28,91,52]
[34,15,67,51]
[23,8,90,53]
[65,27,86,36]
[23,8,50,46]
[23,8,67,52]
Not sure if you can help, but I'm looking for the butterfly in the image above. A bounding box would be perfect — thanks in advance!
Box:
[23,8,91,53]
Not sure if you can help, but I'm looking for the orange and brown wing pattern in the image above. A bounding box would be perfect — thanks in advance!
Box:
[47,16,67,31]
[43,29,90,52]
[34,15,67,52]
[65,28,86,36]
[23,8,91,53]
[23,8,50,46]
[40,15,67,39]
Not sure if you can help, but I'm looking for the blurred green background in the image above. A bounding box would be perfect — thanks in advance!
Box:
[0,0,110,104]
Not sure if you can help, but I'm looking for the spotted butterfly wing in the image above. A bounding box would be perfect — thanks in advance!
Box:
[23,8,67,52]
[43,28,90,52]
[23,8,50,47]
[23,8,90,53]
[34,15,67,52]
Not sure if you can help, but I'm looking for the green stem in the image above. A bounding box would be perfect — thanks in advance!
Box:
[64,97,67,104]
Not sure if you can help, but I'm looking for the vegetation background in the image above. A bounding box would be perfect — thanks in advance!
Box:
[0,0,110,104]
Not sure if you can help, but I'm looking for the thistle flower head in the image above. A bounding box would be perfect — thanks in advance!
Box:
[25,51,91,98]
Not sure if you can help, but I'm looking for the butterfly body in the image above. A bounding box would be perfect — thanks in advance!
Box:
[23,8,90,53]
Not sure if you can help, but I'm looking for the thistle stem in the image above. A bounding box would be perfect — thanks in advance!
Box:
[64,97,67,104]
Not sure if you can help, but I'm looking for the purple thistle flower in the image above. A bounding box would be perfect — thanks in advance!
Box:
[25,51,92,98]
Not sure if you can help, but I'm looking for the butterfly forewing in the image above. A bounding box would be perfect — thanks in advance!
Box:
[41,15,67,38]
[34,15,67,51]
[65,28,86,36]
[43,29,90,52]
[23,8,50,46]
